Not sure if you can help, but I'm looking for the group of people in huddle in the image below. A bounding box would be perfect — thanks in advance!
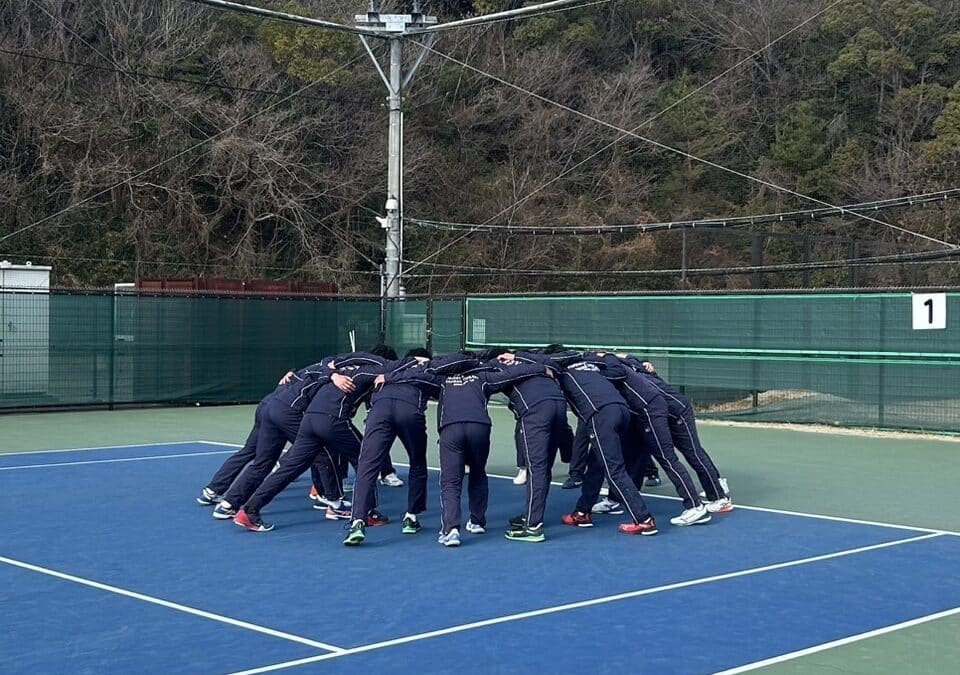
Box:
[196,344,732,547]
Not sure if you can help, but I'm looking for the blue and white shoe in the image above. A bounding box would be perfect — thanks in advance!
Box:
[465,519,485,534]
[196,487,222,506]
[591,497,624,515]
[438,528,461,547]
[212,502,236,520]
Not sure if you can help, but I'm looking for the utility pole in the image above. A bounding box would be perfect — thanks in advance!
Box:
[188,0,585,298]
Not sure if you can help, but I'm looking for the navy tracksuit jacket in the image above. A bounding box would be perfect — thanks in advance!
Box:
[206,353,380,506]
[586,354,702,510]
[623,357,727,501]
[502,355,572,527]
[243,359,396,515]
[388,361,547,534]
[521,351,653,524]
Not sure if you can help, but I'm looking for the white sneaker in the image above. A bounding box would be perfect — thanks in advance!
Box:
[438,528,461,547]
[670,504,711,526]
[513,468,527,485]
[699,477,730,499]
[465,519,486,534]
[380,472,404,487]
[705,496,734,513]
[591,497,624,515]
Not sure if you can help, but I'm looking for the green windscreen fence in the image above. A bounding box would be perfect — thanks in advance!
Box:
[0,291,380,408]
[464,293,960,433]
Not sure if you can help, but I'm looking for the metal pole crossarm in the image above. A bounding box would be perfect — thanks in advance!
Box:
[355,13,438,33]
[186,0,383,36]
[403,0,590,34]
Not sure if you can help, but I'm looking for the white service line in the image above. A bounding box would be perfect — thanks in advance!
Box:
[226,533,943,675]
[0,555,345,653]
[390,461,960,538]
[0,449,234,471]
[0,440,209,456]
[713,605,960,674]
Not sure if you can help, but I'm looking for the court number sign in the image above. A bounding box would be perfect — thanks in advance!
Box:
[912,293,946,330]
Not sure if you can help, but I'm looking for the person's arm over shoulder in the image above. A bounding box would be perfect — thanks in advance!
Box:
[427,352,479,376]
[481,363,550,393]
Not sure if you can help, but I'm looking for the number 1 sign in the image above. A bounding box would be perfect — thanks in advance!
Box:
[912,293,947,330]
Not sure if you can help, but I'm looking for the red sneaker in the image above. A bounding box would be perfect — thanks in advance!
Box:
[366,510,390,527]
[561,511,593,528]
[233,509,275,532]
[618,516,658,536]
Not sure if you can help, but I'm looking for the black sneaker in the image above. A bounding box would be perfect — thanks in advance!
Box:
[343,519,365,546]
[505,523,545,543]
[402,515,421,534]
[561,476,583,489]
[508,514,526,528]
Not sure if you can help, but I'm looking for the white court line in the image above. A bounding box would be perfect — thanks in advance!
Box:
[714,605,960,674]
[0,440,209,457]
[0,449,234,471]
[0,555,345,653]
[226,533,943,675]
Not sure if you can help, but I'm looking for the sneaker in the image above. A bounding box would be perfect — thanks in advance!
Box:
[705,496,734,513]
[619,516,658,535]
[308,485,320,502]
[366,510,390,527]
[465,519,486,534]
[513,468,527,485]
[212,503,236,520]
[591,497,624,515]
[379,472,404,487]
[508,514,526,529]
[560,476,583,489]
[699,477,730,499]
[343,519,365,546]
[325,504,352,521]
[402,515,421,534]
[313,497,351,511]
[645,474,662,487]
[234,509,274,532]
[505,523,545,543]
[196,487,222,506]
[670,504,712,526]
[561,511,593,528]
[438,528,461,547]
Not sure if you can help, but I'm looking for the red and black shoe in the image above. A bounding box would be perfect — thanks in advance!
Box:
[618,516,658,536]
[366,509,390,527]
[234,509,275,532]
[561,511,593,528]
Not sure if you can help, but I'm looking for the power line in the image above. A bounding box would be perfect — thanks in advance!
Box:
[408,189,960,235]
[0,48,374,106]
[411,40,957,261]
[403,247,960,278]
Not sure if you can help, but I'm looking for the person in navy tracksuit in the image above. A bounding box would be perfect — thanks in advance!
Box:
[233,348,400,532]
[196,351,383,516]
[343,350,478,545]
[585,353,710,527]
[524,347,658,536]
[488,349,571,543]
[627,357,732,512]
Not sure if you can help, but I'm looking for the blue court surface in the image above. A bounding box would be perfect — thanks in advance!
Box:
[2,441,959,674]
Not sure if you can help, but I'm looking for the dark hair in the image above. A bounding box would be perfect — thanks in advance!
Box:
[543,343,566,354]
[460,350,476,358]
[478,346,510,361]
[370,344,398,361]
[405,348,432,359]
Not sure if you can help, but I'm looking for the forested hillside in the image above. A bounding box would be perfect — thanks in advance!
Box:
[1,0,959,292]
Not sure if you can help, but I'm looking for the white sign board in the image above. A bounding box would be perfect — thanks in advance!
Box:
[912,293,946,330]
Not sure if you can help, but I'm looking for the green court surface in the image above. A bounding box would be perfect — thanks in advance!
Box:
[2,403,959,673]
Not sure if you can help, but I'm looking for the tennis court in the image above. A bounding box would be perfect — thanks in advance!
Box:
[2,405,959,674]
